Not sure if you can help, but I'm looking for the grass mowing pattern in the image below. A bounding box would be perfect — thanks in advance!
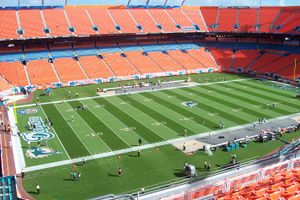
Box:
[171,88,250,124]
[119,95,196,136]
[230,82,299,108]
[95,98,164,143]
[213,84,292,115]
[68,101,129,150]
[142,92,219,130]
[22,131,300,200]
[42,104,90,158]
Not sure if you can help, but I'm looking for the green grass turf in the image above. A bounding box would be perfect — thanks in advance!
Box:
[22,131,300,200]
[27,73,241,104]
[15,73,300,167]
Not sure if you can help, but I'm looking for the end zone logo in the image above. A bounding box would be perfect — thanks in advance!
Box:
[21,116,55,142]
[18,108,39,115]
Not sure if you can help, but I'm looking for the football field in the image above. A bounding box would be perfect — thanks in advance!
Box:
[14,74,300,167]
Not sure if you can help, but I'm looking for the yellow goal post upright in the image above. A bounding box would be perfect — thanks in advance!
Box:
[14,101,18,124]
[294,59,297,81]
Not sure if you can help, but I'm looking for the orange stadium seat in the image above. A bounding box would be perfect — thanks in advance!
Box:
[200,7,218,31]
[79,56,114,78]
[250,52,282,71]
[87,7,117,34]
[166,9,194,30]
[233,50,259,69]
[108,9,138,33]
[65,7,95,35]
[53,58,87,82]
[182,8,207,31]
[43,9,71,37]
[217,9,237,32]
[18,10,45,38]
[259,7,280,33]
[167,50,204,70]
[102,53,139,77]
[0,62,29,86]
[147,51,185,72]
[0,10,18,39]
[26,60,59,85]
[127,9,159,33]
[148,9,178,32]
[125,51,163,74]
[186,48,217,69]
[272,7,300,34]
[238,8,258,32]
[0,76,12,91]
[210,48,233,68]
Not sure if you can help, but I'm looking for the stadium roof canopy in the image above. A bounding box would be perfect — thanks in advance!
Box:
[0,0,299,7]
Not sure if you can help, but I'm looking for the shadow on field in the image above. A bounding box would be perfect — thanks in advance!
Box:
[108,173,119,177]
[63,178,75,181]
[28,191,38,194]
[128,154,138,158]
[173,169,183,177]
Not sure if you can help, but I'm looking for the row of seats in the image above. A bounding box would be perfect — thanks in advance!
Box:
[1,6,299,39]
[210,48,300,80]
[216,167,300,199]
[0,48,217,89]
[201,6,300,33]
[0,7,206,39]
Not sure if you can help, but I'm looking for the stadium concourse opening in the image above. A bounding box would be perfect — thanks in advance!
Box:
[0,0,299,199]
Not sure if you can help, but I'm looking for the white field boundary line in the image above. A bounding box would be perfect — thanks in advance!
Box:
[8,108,25,174]
[22,112,300,173]
[14,78,251,109]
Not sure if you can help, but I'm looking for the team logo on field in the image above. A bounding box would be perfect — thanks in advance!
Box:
[181,101,198,108]
[25,147,61,159]
[18,108,39,115]
[21,116,55,142]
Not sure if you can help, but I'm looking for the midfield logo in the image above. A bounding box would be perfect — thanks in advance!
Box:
[21,116,55,142]
[181,101,198,108]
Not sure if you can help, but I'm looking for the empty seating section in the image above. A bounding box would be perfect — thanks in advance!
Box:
[234,50,259,68]
[238,9,258,32]
[65,7,95,35]
[0,76,11,91]
[166,9,193,30]
[148,9,178,32]
[0,62,28,86]
[43,9,70,36]
[210,49,233,68]
[0,10,18,39]
[251,52,282,71]
[147,52,185,72]
[273,7,300,34]
[182,8,207,31]
[217,9,237,32]
[53,58,86,82]
[19,10,45,38]
[108,9,138,33]
[255,54,295,74]
[102,53,138,76]
[26,60,58,85]
[79,56,114,78]
[187,49,217,68]
[216,168,300,200]
[128,9,159,33]
[200,7,218,31]
[87,8,117,34]
[167,50,204,70]
[125,51,163,74]
[280,55,300,80]
[259,7,280,33]
[0,7,299,40]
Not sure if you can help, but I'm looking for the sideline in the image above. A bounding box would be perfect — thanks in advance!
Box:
[21,112,300,173]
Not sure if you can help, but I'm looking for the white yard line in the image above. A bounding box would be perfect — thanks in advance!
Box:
[22,112,300,173]
[14,78,250,109]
